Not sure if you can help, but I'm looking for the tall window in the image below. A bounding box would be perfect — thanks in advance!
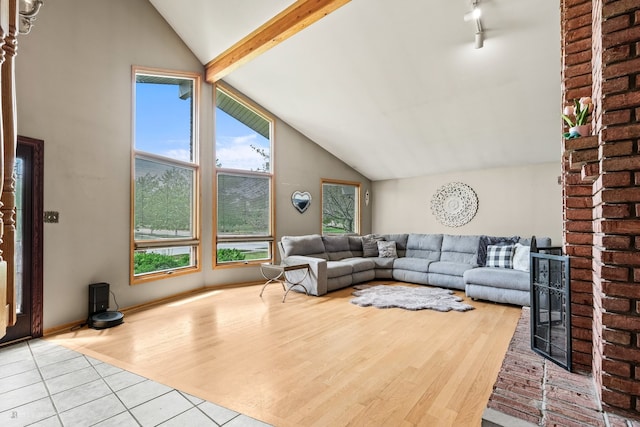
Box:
[132,67,200,282]
[215,84,274,266]
[322,180,360,235]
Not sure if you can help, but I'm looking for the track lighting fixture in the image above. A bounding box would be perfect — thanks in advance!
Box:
[464,1,484,49]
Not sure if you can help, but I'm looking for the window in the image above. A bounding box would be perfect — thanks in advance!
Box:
[132,67,200,282]
[215,84,274,266]
[322,180,360,235]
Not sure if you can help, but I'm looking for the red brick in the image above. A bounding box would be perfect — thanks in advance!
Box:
[571,278,594,293]
[567,12,593,32]
[603,0,640,19]
[602,28,640,50]
[601,140,634,158]
[573,337,593,353]
[572,314,594,330]
[603,312,640,331]
[601,171,632,187]
[601,219,640,234]
[603,14,631,34]
[572,258,593,269]
[566,220,594,232]
[573,303,594,317]
[601,204,631,218]
[599,235,631,249]
[603,358,632,377]
[604,341,640,362]
[603,374,640,395]
[566,73,593,90]
[636,268,640,281]
[602,124,640,142]
[602,281,640,299]
[602,296,632,312]
[566,60,593,78]
[566,37,593,56]
[603,91,640,111]
[601,250,640,265]
[566,209,593,220]
[602,155,640,171]
[566,232,593,245]
[566,26,593,45]
[601,265,630,281]
[582,162,600,181]
[603,109,632,125]
[602,188,640,203]
[566,47,592,66]
[572,291,593,306]
[603,328,632,345]
[566,184,594,196]
[566,196,593,209]
[565,135,600,150]
[602,388,632,410]
[603,75,630,93]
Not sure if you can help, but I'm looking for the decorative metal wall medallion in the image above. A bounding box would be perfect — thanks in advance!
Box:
[430,182,478,227]
[291,191,312,213]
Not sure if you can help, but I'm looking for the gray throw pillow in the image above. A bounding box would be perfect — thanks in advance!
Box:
[362,234,384,257]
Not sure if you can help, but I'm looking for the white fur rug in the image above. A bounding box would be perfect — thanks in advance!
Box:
[350,285,474,312]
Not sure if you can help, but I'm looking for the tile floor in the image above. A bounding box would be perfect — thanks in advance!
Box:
[0,339,273,427]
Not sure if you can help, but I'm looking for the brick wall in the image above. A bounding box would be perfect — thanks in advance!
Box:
[562,0,640,417]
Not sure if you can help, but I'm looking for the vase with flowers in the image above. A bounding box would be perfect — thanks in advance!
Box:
[562,97,593,138]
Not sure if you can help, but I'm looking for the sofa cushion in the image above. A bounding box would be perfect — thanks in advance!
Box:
[477,235,520,266]
[362,234,385,257]
[281,234,328,259]
[440,234,480,265]
[371,257,395,269]
[513,243,530,272]
[322,235,353,261]
[393,257,432,273]
[486,244,515,269]
[519,236,552,248]
[405,234,442,260]
[326,261,353,278]
[464,267,530,292]
[428,261,475,277]
[382,234,409,257]
[348,236,364,257]
[377,240,397,258]
[340,257,376,273]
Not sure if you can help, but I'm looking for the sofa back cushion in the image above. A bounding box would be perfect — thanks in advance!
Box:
[322,235,353,261]
[348,236,364,257]
[405,234,442,260]
[519,236,552,248]
[440,234,481,265]
[382,234,409,257]
[281,234,328,259]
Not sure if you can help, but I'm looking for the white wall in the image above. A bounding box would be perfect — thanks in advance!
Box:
[371,162,562,244]
[16,0,371,329]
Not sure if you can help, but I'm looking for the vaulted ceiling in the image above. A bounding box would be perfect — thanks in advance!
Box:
[149,0,561,181]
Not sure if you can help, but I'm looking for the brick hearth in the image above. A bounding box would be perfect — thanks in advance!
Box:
[483,308,640,426]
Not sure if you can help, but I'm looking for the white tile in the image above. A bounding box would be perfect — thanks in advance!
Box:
[28,414,63,426]
[33,348,81,368]
[0,368,42,394]
[0,359,37,379]
[85,355,105,366]
[45,366,101,394]
[158,407,219,426]
[130,390,193,427]
[94,362,123,378]
[28,339,62,354]
[0,381,49,413]
[51,379,111,412]
[0,342,31,366]
[102,370,146,391]
[224,414,273,427]
[181,391,204,405]
[198,400,239,425]
[0,397,57,427]
[116,379,172,409]
[39,356,90,380]
[91,410,140,427]
[58,394,126,427]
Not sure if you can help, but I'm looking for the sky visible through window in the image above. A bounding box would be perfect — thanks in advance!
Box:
[216,109,270,172]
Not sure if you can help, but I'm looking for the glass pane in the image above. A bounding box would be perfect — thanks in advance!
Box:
[216,242,270,264]
[134,157,195,240]
[215,88,271,172]
[134,246,195,276]
[135,74,195,162]
[14,157,24,314]
[322,183,359,234]
[217,174,270,236]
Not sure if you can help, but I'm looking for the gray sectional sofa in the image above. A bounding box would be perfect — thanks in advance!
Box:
[278,233,552,306]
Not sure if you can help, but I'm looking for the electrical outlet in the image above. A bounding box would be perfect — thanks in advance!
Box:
[44,211,59,223]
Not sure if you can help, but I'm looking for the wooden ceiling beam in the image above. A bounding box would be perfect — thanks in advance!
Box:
[205,0,350,83]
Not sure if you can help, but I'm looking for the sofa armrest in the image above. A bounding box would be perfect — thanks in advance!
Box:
[283,255,328,296]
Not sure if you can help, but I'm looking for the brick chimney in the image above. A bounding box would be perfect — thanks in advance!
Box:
[561,0,640,417]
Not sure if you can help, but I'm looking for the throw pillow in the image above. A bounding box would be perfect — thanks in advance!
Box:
[512,243,530,272]
[477,235,520,266]
[362,234,384,257]
[377,240,397,258]
[486,244,515,269]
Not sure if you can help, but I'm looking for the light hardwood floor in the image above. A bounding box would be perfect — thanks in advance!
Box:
[48,282,521,427]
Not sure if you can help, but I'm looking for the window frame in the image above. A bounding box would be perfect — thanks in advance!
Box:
[214,83,275,268]
[130,66,202,284]
[321,179,361,235]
